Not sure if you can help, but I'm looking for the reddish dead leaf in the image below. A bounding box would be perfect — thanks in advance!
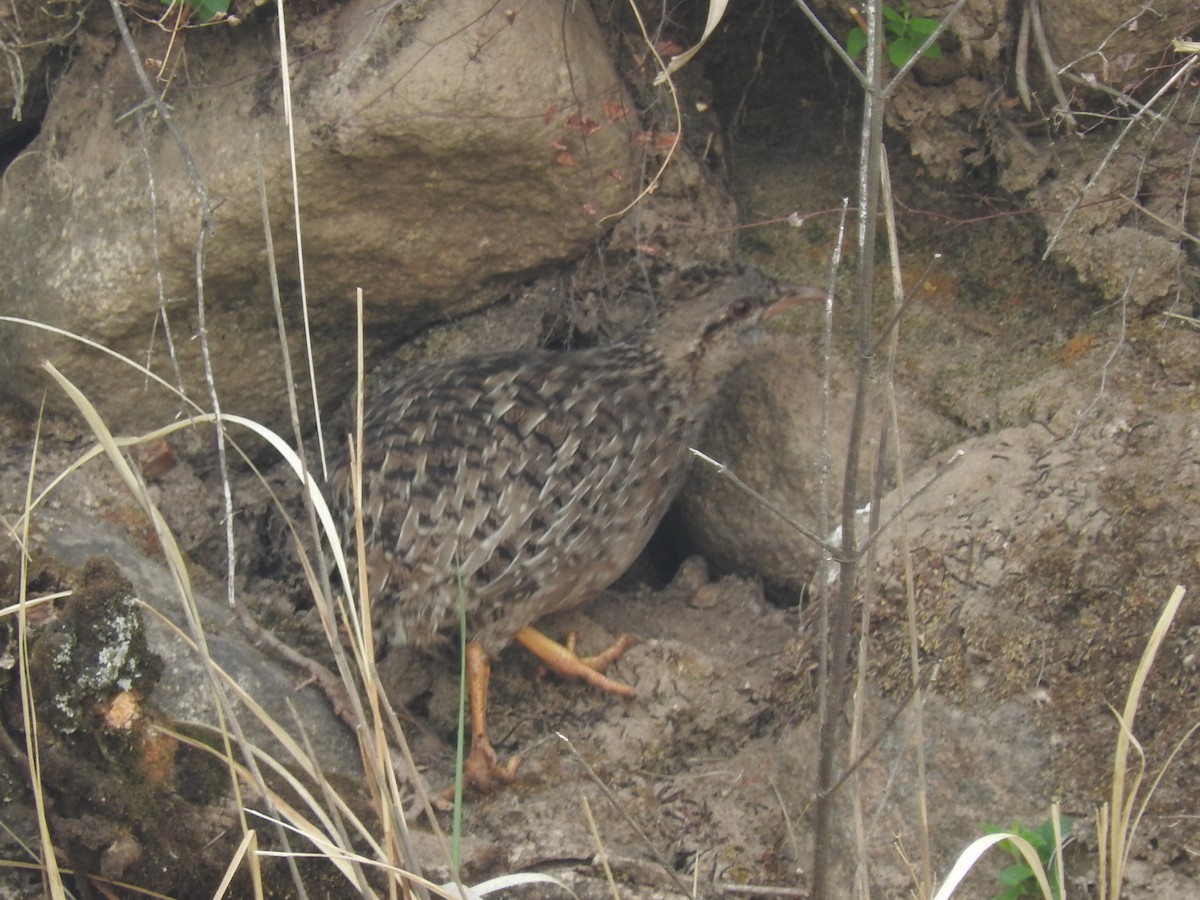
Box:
[582,202,597,216]
[605,169,624,182]
[654,40,686,57]
[603,100,629,122]
[555,151,579,167]
[542,104,557,125]
[551,138,569,151]
[635,242,662,257]
[630,130,655,148]
[654,132,681,152]
[133,437,177,480]
[566,114,600,135]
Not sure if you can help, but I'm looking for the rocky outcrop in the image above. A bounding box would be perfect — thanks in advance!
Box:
[0,0,636,437]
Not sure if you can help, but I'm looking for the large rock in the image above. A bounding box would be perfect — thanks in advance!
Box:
[0,0,636,436]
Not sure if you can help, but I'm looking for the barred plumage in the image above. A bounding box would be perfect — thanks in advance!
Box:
[329,270,818,788]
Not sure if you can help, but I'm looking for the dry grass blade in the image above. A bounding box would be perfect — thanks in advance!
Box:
[651,0,728,82]
[16,409,68,899]
[931,832,1055,900]
[557,733,694,899]
[212,830,263,900]
[0,592,65,620]
[37,361,325,894]
[136,607,389,866]
[0,315,202,412]
[173,732,366,886]
[19,329,441,892]
[936,587,1188,900]
[249,817,580,900]
[580,795,620,900]
[1103,584,1187,899]
[271,0,327,479]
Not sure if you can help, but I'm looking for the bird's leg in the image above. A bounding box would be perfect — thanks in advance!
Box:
[514,626,638,698]
[463,640,521,793]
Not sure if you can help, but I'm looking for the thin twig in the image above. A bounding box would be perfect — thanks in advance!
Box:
[868,254,942,359]
[809,0,888,889]
[689,449,842,557]
[857,448,965,560]
[557,733,695,899]
[580,796,622,900]
[1015,2,1032,111]
[106,2,309,895]
[273,0,327,480]
[1029,0,1079,131]
[820,687,919,801]
[713,883,809,897]
[1057,71,1164,122]
[106,0,212,225]
[136,112,188,408]
[106,0,238,614]
[1070,280,1131,439]
[1042,56,1198,259]
[791,1,870,93]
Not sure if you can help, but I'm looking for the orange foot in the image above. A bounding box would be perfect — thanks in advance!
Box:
[514,626,638,698]
[463,731,521,794]
[462,641,521,793]
[453,629,636,796]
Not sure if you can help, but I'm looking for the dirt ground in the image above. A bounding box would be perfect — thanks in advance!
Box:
[2,29,1200,900]
[3,129,1198,897]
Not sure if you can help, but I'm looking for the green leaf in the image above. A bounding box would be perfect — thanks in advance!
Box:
[195,0,231,19]
[882,4,905,25]
[846,27,867,59]
[888,34,942,66]
[1035,815,1073,849]
[999,863,1035,887]
[162,0,230,21]
[908,17,940,38]
[888,38,917,67]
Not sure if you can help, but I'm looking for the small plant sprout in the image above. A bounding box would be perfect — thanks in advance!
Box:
[846,2,944,68]
[982,816,1074,900]
[158,0,232,23]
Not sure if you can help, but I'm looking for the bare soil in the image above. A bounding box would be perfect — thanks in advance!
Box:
[4,133,1198,898]
[2,24,1199,900]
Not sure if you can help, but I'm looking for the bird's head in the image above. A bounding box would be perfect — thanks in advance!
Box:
[650,269,826,401]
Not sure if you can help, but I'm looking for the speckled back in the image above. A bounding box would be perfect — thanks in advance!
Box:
[330,276,788,655]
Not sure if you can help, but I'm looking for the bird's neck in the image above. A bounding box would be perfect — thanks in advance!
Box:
[613,340,724,448]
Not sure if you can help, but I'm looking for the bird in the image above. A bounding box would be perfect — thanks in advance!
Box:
[330,269,822,791]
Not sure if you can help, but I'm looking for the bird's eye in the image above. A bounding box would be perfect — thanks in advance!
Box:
[729,298,755,319]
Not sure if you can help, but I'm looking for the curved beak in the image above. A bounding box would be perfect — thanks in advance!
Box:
[764,284,829,318]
